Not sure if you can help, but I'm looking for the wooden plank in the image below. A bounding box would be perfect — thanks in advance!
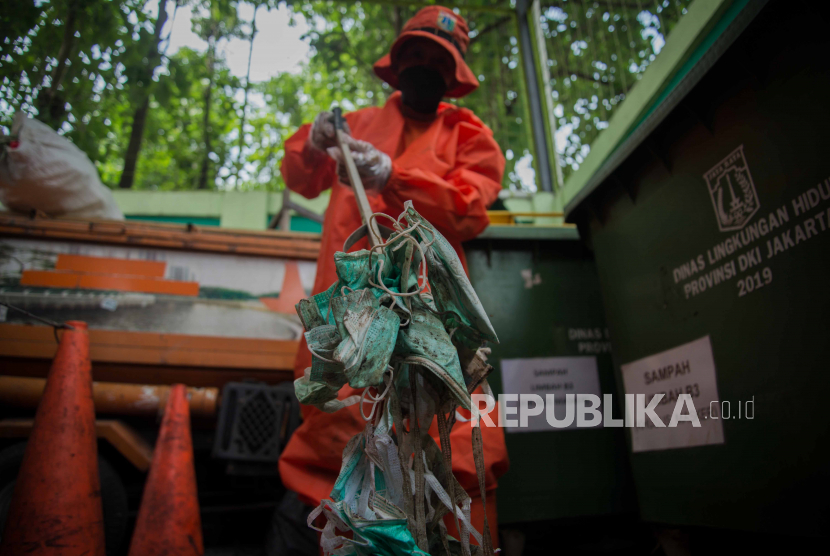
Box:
[0,324,299,369]
[97,421,154,471]
[0,419,154,471]
[0,214,321,260]
[0,339,294,370]
[1,228,320,259]
[0,324,297,354]
[0,376,218,419]
[0,358,294,387]
[56,254,166,277]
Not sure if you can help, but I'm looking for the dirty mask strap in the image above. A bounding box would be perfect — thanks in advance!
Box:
[437,407,463,542]
[390,383,416,535]
[472,422,494,556]
[409,366,429,552]
[343,223,395,252]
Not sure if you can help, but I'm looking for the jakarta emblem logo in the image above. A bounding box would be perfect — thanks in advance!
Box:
[437,12,456,33]
[703,145,760,232]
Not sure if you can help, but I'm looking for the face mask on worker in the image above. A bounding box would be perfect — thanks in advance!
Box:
[398,66,447,114]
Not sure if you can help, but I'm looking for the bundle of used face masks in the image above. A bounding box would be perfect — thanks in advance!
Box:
[293,201,498,556]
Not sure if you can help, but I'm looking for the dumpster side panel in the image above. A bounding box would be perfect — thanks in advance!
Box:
[579,0,830,533]
[466,238,635,523]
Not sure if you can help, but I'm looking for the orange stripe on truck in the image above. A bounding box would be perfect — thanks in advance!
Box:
[56,254,166,277]
[19,269,81,288]
[20,270,199,296]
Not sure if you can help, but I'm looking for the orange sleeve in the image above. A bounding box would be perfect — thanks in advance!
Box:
[381,121,505,243]
[280,122,337,200]
[280,111,373,199]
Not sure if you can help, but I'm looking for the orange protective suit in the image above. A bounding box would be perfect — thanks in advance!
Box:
[278,91,510,548]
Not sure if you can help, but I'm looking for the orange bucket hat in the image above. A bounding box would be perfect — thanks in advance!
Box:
[373,6,479,98]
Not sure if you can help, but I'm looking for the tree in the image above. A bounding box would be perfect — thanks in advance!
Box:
[118,0,172,189]
[540,0,691,176]
[238,72,307,190]
[231,0,280,188]
[35,0,83,129]
[129,47,240,190]
[1,0,151,170]
[1,0,691,193]
[191,0,241,189]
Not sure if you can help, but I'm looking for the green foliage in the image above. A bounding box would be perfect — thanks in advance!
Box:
[458,9,532,188]
[1,0,147,164]
[132,47,241,190]
[1,0,689,192]
[540,0,691,176]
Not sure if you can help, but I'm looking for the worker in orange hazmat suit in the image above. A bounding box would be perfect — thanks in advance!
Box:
[278,5,509,549]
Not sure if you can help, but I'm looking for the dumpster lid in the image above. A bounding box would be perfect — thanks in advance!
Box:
[562,0,768,222]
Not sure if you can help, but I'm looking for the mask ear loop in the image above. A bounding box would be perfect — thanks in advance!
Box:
[361,367,395,422]
[395,209,438,316]
[367,209,434,303]
[368,236,430,298]
[397,207,436,248]
[365,215,403,294]
[307,344,338,364]
[388,210,477,344]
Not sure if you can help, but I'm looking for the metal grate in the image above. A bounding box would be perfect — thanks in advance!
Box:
[237,391,277,454]
[212,382,300,464]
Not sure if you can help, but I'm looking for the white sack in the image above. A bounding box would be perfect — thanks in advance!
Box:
[0,112,123,220]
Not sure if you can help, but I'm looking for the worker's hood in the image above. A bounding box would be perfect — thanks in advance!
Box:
[373,5,479,99]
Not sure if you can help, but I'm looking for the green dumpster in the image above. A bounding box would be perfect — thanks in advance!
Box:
[465,227,635,523]
[564,0,829,534]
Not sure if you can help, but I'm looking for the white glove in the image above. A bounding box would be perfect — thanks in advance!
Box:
[308,111,351,151]
[327,135,392,191]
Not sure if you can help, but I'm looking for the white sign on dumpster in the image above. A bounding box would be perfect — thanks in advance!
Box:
[621,336,724,452]
[500,356,602,433]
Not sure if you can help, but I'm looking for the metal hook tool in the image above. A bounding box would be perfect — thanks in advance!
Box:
[333,107,382,248]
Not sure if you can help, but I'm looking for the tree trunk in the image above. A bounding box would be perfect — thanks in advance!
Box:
[497,38,508,121]
[118,0,169,189]
[118,96,150,189]
[37,0,80,129]
[49,1,78,94]
[198,37,216,190]
[234,4,260,188]
[392,7,403,35]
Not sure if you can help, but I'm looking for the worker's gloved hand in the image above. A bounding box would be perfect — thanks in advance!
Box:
[308,111,351,151]
[327,136,392,191]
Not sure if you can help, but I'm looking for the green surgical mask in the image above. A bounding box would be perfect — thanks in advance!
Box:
[401,201,499,346]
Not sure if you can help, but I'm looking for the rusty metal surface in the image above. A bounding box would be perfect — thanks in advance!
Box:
[0,375,219,418]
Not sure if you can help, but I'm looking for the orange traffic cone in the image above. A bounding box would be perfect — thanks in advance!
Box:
[0,321,106,556]
[259,261,307,314]
[128,384,203,556]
